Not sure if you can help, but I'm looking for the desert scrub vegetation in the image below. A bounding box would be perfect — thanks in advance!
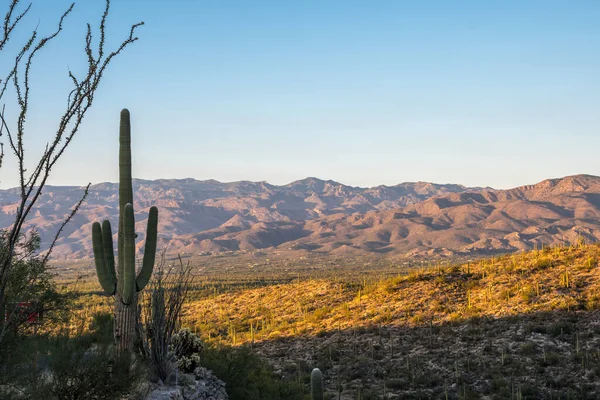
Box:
[1,312,144,400]
[202,343,305,400]
[41,242,600,398]
[172,242,600,398]
[183,243,600,344]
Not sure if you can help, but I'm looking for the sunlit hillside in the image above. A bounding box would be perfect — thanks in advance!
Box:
[174,242,600,399]
[64,240,600,398]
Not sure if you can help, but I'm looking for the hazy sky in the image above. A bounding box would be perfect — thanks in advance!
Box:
[1,0,599,189]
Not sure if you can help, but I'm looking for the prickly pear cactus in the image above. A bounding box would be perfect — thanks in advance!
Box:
[92,109,158,353]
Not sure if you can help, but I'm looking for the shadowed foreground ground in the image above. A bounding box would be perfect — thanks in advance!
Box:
[254,310,600,399]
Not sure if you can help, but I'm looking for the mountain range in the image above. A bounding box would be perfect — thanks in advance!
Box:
[2,174,600,260]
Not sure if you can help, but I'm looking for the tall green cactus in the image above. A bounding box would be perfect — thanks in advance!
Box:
[311,368,324,400]
[91,109,158,352]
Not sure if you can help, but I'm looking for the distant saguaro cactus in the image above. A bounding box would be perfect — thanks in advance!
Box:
[92,109,158,353]
[311,368,324,400]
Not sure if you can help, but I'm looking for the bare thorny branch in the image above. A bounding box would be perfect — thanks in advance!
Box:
[139,251,195,381]
[0,0,31,53]
[42,182,91,265]
[0,0,143,344]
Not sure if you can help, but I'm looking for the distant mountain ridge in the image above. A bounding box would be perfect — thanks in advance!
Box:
[1,175,599,259]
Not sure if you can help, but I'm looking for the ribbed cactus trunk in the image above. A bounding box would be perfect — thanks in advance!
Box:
[92,109,158,355]
[115,297,137,354]
[115,110,136,354]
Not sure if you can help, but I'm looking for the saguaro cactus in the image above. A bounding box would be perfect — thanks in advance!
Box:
[311,368,324,400]
[92,109,158,353]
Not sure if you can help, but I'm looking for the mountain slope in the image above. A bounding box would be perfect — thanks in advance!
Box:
[1,175,599,259]
[284,175,600,257]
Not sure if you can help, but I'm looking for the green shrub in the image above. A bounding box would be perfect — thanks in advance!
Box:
[6,335,144,400]
[43,337,143,399]
[87,311,114,345]
[519,342,536,355]
[549,320,574,337]
[1,312,144,400]
[202,344,305,400]
[534,257,553,270]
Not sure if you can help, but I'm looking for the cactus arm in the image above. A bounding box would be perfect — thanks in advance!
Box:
[136,206,158,292]
[92,222,116,295]
[117,215,124,296]
[101,220,117,285]
[122,203,136,305]
[311,368,324,400]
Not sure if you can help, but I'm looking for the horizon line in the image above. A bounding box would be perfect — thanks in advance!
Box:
[1,173,598,193]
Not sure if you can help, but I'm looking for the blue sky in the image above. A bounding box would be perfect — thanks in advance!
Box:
[1,0,599,189]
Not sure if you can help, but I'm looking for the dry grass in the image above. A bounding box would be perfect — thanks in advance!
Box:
[183,243,600,345]
[65,242,600,398]
[174,243,600,398]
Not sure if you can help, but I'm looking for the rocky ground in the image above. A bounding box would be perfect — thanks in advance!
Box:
[255,310,600,399]
[144,367,228,400]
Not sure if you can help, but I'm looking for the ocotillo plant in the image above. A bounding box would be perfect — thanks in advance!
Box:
[311,368,324,400]
[92,109,158,353]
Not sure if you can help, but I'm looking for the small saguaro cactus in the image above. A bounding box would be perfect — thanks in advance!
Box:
[311,368,324,400]
[92,109,158,353]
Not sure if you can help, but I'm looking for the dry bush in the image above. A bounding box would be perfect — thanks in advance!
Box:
[138,253,194,382]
